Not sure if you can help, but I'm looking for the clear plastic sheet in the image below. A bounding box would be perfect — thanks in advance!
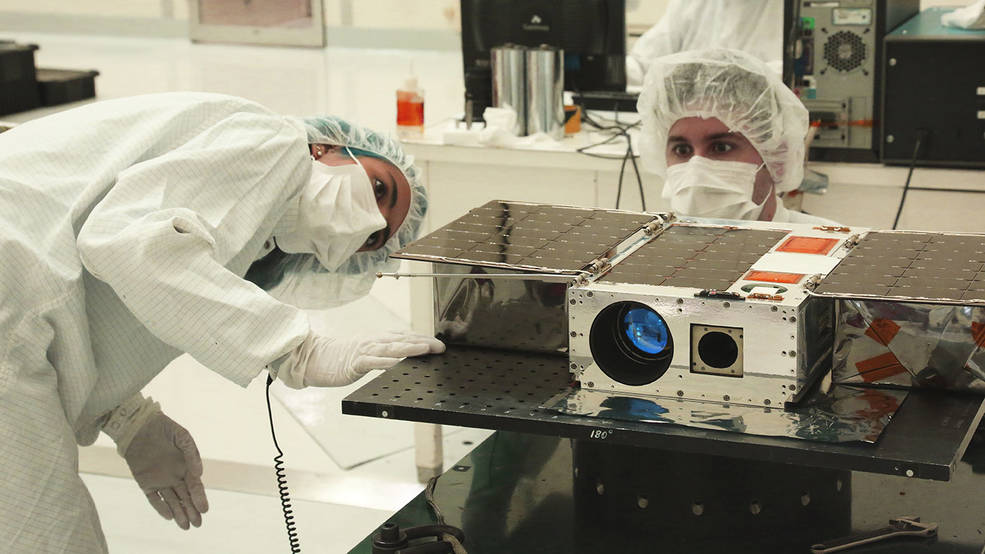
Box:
[832,300,985,392]
[548,384,908,444]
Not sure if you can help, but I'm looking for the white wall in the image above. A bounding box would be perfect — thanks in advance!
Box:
[0,0,961,42]
[0,0,668,33]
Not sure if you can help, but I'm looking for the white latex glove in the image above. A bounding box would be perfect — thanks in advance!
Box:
[103,394,209,530]
[275,330,446,388]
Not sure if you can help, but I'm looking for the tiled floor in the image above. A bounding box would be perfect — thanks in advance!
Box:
[2,31,489,552]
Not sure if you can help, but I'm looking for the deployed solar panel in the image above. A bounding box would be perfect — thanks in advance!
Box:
[813,231,985,303]
[393,200,658,273]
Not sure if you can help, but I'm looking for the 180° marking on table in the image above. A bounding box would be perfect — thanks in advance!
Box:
[589,429,612,440]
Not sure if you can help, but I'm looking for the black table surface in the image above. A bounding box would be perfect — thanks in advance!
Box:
[348,429,985,554]
[343,346,985,481]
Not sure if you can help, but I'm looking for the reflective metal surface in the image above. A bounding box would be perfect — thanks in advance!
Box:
[392,200,657,274]
[490,44,526,136]
[601,225,789,289]
[433,263,570,354]
[832,299,985,392]
[525,45,564,140]
[814,231,985,304]
[548,385,907,444]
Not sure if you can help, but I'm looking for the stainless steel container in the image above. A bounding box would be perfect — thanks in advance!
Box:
[490,44,527,136]
[525,45,564,140]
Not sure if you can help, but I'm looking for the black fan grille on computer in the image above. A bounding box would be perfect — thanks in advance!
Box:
[823,31,866,72]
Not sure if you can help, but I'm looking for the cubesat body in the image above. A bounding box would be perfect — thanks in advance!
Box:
[568,223,847,408]
[395,201,985,409]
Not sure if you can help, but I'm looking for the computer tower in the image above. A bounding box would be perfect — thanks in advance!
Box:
[881,8,985,168]
[785,0,920,163]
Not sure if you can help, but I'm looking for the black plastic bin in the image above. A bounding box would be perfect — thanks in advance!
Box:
[37,68,99,107]
[0,42,40,115]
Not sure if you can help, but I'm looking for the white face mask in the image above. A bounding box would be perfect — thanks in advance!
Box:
[275,152,386,271]
[663,156,768,220]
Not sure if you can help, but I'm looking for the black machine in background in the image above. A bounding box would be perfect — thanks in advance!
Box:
[460,0,627,123]
[0,40,99,116]
[783,0,920,163]
[881,8,985,168]
[0,42,40,115]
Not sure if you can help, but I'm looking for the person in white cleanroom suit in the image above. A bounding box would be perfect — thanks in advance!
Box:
[637,48,837,225]
[626,0,784,86]
[0,92,444,552]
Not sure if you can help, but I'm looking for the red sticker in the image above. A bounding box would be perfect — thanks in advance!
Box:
[745,270,805,284]
[777,236,839,255]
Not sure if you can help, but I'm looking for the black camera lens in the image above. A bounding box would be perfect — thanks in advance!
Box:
[590,302,674,386]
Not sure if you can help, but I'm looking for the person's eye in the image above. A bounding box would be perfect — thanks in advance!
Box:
[373,178,386,201]
[364,231,380,249]
[711,141,735,154]
[671,143,693,157]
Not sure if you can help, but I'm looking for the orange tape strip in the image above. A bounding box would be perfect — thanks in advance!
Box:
[865,319,901,347]
[810,119,875,128]
[855,352,908,383]
[972,322,985,349]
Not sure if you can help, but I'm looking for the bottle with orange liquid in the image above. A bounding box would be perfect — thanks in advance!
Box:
[396,66,424,139]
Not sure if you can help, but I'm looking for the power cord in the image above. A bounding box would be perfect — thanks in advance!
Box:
[424,475,445,525]
[578,108,646,210]
[423,475,467,554]
[891,130,927,230]
[266,374,301,553]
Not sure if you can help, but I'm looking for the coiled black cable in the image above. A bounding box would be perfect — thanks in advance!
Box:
[266,375,301,553]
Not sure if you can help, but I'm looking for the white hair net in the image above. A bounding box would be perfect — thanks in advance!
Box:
[637,48,809,192]
[245,116,427,309]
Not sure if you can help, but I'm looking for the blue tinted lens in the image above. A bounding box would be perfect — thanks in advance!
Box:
[622,307,668,355]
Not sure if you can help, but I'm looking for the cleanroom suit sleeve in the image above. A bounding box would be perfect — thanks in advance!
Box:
[77,112,311,387]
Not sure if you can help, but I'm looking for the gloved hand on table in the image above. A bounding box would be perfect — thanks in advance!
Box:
[275,330,446,388]
[103,394,209,530]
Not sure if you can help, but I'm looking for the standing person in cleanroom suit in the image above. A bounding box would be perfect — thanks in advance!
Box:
[626,0,784,86]
[0,91,444,552]
[637,48,838,225]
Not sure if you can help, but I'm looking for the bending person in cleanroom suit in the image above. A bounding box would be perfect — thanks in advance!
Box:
[637,48,838,225]
[0,92,444,552]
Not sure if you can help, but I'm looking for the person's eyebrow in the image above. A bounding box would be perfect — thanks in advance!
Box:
[667,135,688,142]
[388,172,399,211]
[707,132,737,141]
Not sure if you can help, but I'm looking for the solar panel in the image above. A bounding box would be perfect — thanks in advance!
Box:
[601,225,789,289]
[393,200,657,273]
[814,231,985,302]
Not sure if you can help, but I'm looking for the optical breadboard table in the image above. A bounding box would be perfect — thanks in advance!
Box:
[343,345,985,482]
